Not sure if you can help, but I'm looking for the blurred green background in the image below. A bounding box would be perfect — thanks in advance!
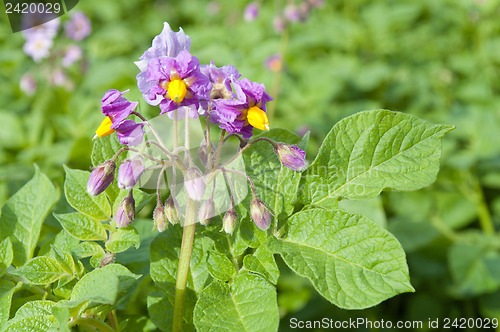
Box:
[2,0,500,330]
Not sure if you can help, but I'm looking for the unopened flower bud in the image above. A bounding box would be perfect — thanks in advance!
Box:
[284,4,302,22]
[118,159,145,190]
[115,191,135,228]
[99,252,116,268]
[184,167,206,201]
[198,199,215,226]
[87,160,116,196]
[250,198,272,231]
[274,143,307,171]
[154,203,167,232]
[165,197,180,225]
[222,209,237,235]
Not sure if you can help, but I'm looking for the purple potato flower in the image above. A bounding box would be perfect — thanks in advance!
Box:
[21,13,60,39]
[20,74,37,95]
[65,11,91,41]
[201,60,241,100]
[211,77,273,139]
[145,50,211,118]
[95,89,145,146]
[136,22,191,106]
[117,159,145,190]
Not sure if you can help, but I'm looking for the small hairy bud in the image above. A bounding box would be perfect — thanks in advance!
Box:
[87,160,116,196]
[118,159,145,190]
[274,143,308,171]
[99,252,116,268]
[198,199,215,226]
[250,197,271,231]
[222,209,238,235]
[165,197,180,225]
[184,167,206,201]
[115,191,135,228]
[154,203,167,232]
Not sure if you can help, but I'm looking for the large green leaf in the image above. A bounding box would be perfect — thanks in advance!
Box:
[271,208,414,309]
[63,166,111,220]
[54,212,108,241]
[106,225,141,253]
[193,273,279,332]
[0,166,58,267]
[147,286,196,332]
[302,110,454,205]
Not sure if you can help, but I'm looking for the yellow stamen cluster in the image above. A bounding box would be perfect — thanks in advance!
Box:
[166,79,188,102]
[246,106,270,131]
[95,116,115,138]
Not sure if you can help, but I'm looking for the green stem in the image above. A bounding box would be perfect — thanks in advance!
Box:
[172,198,198,332]
[475,178,495,234]
[73,318,116,332]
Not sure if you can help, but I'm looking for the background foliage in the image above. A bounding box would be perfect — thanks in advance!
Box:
[1,0,500,330]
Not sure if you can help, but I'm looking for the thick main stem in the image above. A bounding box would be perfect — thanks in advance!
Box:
[172,198,197,332]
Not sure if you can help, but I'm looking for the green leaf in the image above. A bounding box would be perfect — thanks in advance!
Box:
[72,241,105,259]
[106,225,141,253]
[0,280,17,330]
[448,243,500,297]
[303,110,454,205]
[271,208,414,309]
[13,256,68,285]
[207,250,237,282]
[54,212,108,241]
[3,300,58,332]
[70,264,140,307]
[63,166,111,220]
[193,273,279,332]
[0,165,58,267]
[243,245,280,284]
[0,238,13,277]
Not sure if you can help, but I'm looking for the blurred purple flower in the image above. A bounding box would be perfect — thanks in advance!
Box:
[201,60,240,100]
[20,74,37,95]
[145,50,211,117]
[244,2,259,22]
[273,15,286,33]
[284,4,302,22]
[65,11,91,41]
[136,22,191,106]
[62,45,82,67]
[211,77,272,138]
[264,54,283,72]
[50,69,68,87]
[23,33,53,62]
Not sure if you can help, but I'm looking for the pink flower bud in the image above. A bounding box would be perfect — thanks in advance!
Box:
[244,2,259,22]
[87,160,116,196]
[250,198,271,231]
[198,199,215,226]
[118,159,144,190]
[274,143,307,171]
[184,167,206,201]
[154,203,167,232]
[115,191,135,228]
[223,209,237,235]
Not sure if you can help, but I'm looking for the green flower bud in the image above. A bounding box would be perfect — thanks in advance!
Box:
[154,203,167,232]
[222,209,237,235]
[198,199,215,226]
[165,197,180,225]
